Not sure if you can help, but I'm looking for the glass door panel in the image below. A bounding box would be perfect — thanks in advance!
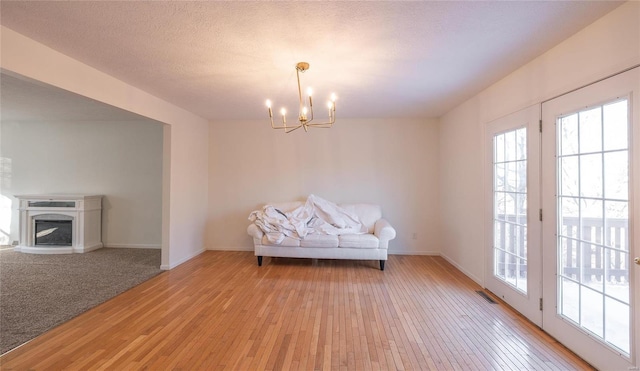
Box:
[556,99,630,354]
[493,128,528,293]
[485,104,541,326]
[541,67,638,370]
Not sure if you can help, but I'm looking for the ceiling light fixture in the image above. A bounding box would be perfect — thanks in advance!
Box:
[266,62,336,133]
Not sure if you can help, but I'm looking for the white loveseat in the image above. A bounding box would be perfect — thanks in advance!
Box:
[247,200,396,270]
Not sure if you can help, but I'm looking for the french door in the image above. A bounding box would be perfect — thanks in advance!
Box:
[541,68,639,369]
[485,104,542,326]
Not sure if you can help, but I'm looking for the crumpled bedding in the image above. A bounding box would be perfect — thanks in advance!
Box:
[248,194,367,244]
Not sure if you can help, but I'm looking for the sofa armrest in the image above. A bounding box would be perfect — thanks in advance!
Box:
[247,224,264,240]
[374,219,396,249]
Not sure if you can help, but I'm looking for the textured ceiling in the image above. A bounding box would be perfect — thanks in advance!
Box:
[0,1,623,121]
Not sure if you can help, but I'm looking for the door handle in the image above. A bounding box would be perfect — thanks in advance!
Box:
[635,257,640,265]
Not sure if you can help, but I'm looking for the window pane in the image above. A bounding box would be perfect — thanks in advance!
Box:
[560,114,578,155]
[580,154,602,198]
[560,156,579,196]
[560,237,578,280]
[506,162,516,192]
[579,107,602,153]
[495,163,505,191]
[581,287,603,337]
[605,201,628,251]
[605,297,630,354]
[505,192,516,220]
[516,160,527,193]
[604,247,629,303]
[581,241,603,292]
[604,151,628,200]
[495,250,506,279]
[505,130,516,161]
[559,196,579,238]
[495,134,505,162]
[505,223,515,254]
[494,220,505,250]
[603,100,628,151]
[495,192,506,220]
[516,257,527,292]
[561,278,580,323]
[516,128,527,160]
[516,193,527,225]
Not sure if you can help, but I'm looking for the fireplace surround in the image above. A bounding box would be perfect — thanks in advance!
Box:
[15,194,103,254]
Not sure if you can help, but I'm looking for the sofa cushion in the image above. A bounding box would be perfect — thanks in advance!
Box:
[339,204,381,233]
[261,235,300,247]
[339,234,380,249]
[301,235,339,248]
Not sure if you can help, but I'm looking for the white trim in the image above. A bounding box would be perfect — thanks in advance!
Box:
[389,249,439,256]
[160,247,205,270]
[207,247,440,255]
[440,252,483,286]
[206,246,253,252]
[105,243,161,249]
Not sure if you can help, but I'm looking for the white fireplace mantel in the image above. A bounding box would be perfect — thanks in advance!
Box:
[15,194,103,254]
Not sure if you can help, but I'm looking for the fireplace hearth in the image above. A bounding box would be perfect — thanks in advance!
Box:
[15,194,103,254]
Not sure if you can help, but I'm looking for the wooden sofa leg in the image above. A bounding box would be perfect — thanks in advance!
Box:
[380,260,385,271]
[257,256,263,266]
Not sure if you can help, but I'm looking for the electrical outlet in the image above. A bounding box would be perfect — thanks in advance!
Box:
[12,240,18,246]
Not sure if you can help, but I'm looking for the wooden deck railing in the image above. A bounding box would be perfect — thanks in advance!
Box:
[560,216,628,283]
[495,215,629,283]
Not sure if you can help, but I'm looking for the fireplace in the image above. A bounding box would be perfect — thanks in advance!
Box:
[35,218,73,246]
[15,194,103,254]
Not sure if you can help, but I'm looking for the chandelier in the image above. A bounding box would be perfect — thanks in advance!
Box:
[266,62,336,133]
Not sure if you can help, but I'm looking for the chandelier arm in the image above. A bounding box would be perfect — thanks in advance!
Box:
[268,108,280,129]
[285,124,303,133]
[306,122,334,128]
[270,114,288,130]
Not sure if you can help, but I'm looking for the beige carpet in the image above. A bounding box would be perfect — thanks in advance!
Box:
[0,248,162,354]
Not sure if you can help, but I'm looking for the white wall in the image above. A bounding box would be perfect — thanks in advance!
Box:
[208,118,440,255]
[0,26,210,269]
[0,120,163,248]
[438,2,640,284]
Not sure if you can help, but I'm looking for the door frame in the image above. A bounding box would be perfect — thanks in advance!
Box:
[540,67,639,370]
[484,104,542,327]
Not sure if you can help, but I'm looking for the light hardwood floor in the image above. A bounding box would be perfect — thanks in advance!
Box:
[0,252,592,370]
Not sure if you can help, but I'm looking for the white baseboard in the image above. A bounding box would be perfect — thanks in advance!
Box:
[206,246,253,252]
[160,247,205,270]
[389,249,440,256]
[206,247,440,255]
[104,243,161,249]
[439,252,483,286]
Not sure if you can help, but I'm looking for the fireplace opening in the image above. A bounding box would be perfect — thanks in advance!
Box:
[35,220,72,246]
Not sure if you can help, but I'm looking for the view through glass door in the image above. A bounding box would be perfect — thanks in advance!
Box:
[541,68,639,370]
[485,105,542,326]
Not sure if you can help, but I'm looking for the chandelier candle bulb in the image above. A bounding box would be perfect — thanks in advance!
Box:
[266,100,273,117]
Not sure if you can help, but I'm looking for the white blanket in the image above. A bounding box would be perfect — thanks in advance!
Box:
[248,194,367,244]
